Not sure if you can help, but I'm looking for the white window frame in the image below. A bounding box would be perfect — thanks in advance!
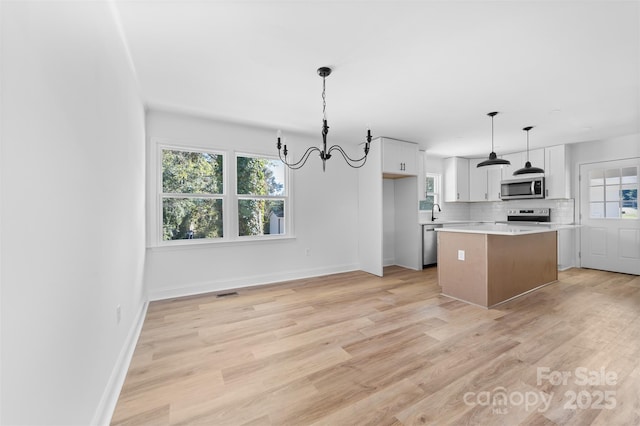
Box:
[235,152,290,240]
[588,165,638,220]
[158,145,227,246]
[153,142,293,247]
[426,173,442,206]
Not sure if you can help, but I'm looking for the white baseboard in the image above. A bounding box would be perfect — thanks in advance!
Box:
[91,300,148,426]
[148,263,359,301]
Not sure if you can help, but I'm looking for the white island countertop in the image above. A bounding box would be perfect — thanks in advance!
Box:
[435,223,563,236]
[419,220,492,225]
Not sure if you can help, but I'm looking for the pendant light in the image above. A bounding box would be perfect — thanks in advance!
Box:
[513,126,544,175]
[477,111,510,168]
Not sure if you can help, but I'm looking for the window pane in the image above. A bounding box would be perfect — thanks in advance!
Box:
[590,186,604,202]
[162,150,223,194]
[426,176,435,193]
[238,199,285,236]
[621,167,638,184]
[419,199,434,211]
[162,198,223,240]
[606,202,620,218]
[621,188,638,219]
[237,156,285,196]
[589,169,604,186]
[590,203,604,218]
[605,185,620,202]
[605,169,620,185]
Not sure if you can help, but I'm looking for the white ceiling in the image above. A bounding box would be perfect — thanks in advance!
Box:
[113,0,640,157]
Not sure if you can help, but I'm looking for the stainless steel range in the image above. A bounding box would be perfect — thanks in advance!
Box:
[506,208,551,224]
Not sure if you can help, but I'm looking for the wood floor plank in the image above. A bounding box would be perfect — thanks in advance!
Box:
[111,266,640,425]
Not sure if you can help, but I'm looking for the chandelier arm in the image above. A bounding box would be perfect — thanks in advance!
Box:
[328,145,369,168]
[279,146,321,169]
[327,145,368,163]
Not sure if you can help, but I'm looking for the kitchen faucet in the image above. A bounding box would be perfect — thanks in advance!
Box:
[431,203,441,222]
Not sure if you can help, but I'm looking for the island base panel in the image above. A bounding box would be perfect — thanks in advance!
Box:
[438,231,557,308]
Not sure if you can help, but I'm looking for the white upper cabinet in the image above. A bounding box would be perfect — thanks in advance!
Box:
[503,149,545,179]
[382,138,418,176]
[444,157,469,202]
[544,144,571,199]
[501,152,524,181]
[527,148,545,173]
[487,168,502,201]
[469,158,489,201]
[469,159,502,201]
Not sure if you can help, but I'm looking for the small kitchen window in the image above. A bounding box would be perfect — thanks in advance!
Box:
[421,173,442,210]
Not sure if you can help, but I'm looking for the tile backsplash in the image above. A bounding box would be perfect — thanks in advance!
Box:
[420,199,575,224]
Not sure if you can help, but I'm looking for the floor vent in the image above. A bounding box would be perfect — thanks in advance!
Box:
[216,291,239,298]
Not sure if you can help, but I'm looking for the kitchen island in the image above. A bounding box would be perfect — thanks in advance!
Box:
[435,224,558,308]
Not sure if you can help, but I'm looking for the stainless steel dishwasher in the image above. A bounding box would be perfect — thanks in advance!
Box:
[423,224,442,267]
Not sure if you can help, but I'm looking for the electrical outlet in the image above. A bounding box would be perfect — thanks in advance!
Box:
[116,305,121,324]
[458,250,465,261]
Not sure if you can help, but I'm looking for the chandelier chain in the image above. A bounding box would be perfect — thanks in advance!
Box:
[322,77,327,121]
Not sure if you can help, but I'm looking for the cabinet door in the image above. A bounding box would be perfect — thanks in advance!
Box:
[444,157,469,202]
[382,139,400,173]
[468,158,488,201]
[544,145,569,199]
[501,152,523,181]
[528,148,545,172]
[400,142,418,175]
[382,139,418,176]
[487,168,502,201]
[557,228,575,271]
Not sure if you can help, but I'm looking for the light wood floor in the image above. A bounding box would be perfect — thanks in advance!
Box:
[111,267,640,425]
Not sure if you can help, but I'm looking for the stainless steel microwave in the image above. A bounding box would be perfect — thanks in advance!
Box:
[500,177,545,200]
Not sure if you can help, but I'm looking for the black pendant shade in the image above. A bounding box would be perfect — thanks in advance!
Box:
[513,126,545,175]
[477,152,511,168]
[477,112,510,168]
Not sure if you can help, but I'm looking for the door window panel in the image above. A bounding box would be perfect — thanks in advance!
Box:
[589,169,604,186]
[622,167,638,184]
[589,166,638,219]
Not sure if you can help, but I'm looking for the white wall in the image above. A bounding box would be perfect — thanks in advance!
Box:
[145,109,360,300]
[382,179,396,266]
[1,3,146,425]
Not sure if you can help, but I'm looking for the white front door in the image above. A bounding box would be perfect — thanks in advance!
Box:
[579,158,640,275]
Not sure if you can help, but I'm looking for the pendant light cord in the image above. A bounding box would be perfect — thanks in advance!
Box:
[491,114,494,152]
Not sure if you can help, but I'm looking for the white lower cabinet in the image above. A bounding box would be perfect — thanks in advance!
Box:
[557,228,576,271]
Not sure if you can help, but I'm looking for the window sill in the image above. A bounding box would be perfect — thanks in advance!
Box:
[148,235,297,251]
